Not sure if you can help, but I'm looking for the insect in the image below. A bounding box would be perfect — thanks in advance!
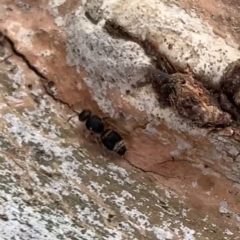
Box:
[68,109,127,156]
[101,129,127,156]
[77,109,105,134]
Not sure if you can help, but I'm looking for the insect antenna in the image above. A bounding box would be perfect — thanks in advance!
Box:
[67,99,86,123]
[82,132,91,146]
[0,53,14,63]
[67,114,78,123]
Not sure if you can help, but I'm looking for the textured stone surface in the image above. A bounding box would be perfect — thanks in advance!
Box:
[1,0,240,239]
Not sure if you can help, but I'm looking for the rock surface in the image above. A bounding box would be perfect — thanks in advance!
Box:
[0,0,240,239]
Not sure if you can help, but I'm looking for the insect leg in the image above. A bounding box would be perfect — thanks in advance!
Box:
[82,132,92,146]
[67,114,77,123]
[67,97,88,122]
[0,53,14,63]
[71,96,88,113]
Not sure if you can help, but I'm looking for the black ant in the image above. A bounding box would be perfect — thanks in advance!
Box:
[67,109,127,156]
[77,109,105,134]
[101,129,127,156]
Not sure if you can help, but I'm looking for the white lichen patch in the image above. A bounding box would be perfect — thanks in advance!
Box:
[8,22,34,49]
[57,155,198,239]
[7,66,25,87]
[3,113,73,158]
[109,0,240,86]
[107,163,135,185]
[218,201,240,223]
[208,135,240,183]
[65,3,216,134]
[48,0,66,8]
[38,49,54,57]
[66,8,151,116]
[180,225,196,240]
[152,226,173,240]
[224,229,233,236]
[54,16,65,27]
[2,79,201,239]
[0,87,236,239]
[0,190,97,240]
[48,0,67,16]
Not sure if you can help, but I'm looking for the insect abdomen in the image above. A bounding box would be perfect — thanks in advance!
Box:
[101,129,123,151]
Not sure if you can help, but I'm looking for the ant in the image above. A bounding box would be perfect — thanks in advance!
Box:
[67,109,127,156]
[101,129,127,156]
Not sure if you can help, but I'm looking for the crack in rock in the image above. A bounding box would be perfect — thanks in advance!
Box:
[1,31,173,178]
[0,31,72,109]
